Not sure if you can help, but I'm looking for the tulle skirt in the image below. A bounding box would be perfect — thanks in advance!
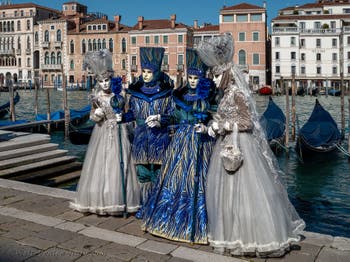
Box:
[206,133,305,256]
[70,121,141,215]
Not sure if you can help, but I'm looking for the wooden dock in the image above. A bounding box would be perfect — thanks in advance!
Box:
[0,130,81,187]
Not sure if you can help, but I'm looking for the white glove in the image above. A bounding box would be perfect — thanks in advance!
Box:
[115,113,122,123]
[212,121,219,132]
[223,121,233,131]
[194,123,207,133]
[207,126,216,138]
[94,108,104,118]
[145,114,161,124]
[148,120,161,128]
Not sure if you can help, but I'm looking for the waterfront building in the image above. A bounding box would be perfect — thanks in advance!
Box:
[271,0,350,92]
[0,2,60,87]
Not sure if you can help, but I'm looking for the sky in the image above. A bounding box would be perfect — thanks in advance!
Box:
[10,0,313,28]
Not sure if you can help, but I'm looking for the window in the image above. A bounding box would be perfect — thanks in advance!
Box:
[20,10,24,17]
[223,15,234,22]
[299,22,305,29]
[93,39,96,50]
[97,25,101,30]
[291,37,296,46]
[314,21,321,29]
[178,34,183,43]
[30,10,33,16]
[330,21,336,29]
[26,20,30,30]
[17,21,21,31]
[275,65,280,74]
[50,25,54,30]
[348,65,350,74]
[237,14,248,22]
[332,53,337,61]
[70,40,74,54]
[88,39,92,51]
[162,54,168,65]
[109,38,113,52]
[275,37,280,47]
[70,60,74,70]
[253,54,259,65]
[19,70,22,79]
[51,52,55,64]
[93,25,96,30]
[301,53,305,61]
[291,65,296,75]
[102,24,106,30]
[316,53,321,61]
[348,36,350,46]
[44,30,49,42]
[17,37,21,49]
[317,66,322,74]
[332,38,337,48]
[252,32,259,41]
[34,32,38,42]
[82,39,86,54]
[102,39,106,49]
[300,39,305,48]
[239,32,245,41]
[122,59,126,70]
[316,39,321,48]
[88,25,91,30]
[301,66,306,74]
[98,39,101,50]
[44,52,49,64]
[44,74,48,81]
[131,36,136,45]
[28,71,31,79]
[14,11,17,17]
[291,52,296,60]
[238,50,246,65]
[154,35,159,44]
[332,66,337,74]
[275,52,280,60]
[145,36,150,44]
[121,38,126,53]
[178,54,184,65]
[56,30,61,42]
[26,36,30,49]
[131,55,136,65]
[57,52,61,64]
[163,35,168,44]
[251,14,262,21]
[18,58,21,66]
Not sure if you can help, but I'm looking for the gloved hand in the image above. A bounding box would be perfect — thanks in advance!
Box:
[211,121,219,131]
[194,123,207,133]
[223,121,233,131]
[148,121,161,128]
[94,108,104,118]
[115,113,122,123]
[146,114,161,124]
[207,126,216,138]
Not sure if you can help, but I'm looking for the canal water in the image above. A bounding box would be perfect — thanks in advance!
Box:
[1,89,350,239]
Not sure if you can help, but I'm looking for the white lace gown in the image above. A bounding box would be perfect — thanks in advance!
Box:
[70,94,141,215]
[206,86,305,256]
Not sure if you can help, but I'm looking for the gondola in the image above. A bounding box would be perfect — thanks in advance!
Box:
[0,92,20,118]
[35,105,91,131]
[69,122,94,145]
[258,85,272,95]
[260,96,286,151]
[328,89,341,96]
[296,99,341,161]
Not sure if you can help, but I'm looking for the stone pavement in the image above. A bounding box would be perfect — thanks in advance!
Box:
[0,178,349,262]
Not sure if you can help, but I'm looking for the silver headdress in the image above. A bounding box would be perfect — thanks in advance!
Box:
[83,49,114,80]
[196,33,234,75]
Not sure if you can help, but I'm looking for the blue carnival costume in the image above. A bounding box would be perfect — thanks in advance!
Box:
[141,49,215,244]
[126,47,174,217]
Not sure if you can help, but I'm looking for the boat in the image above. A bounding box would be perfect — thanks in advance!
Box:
[0,92,20,118]
[258,85,272,95]
[296,99,341,161]
[35,105,91,131]
[259,96,286,151]
[328,89,341,96]
[69,122,95,145]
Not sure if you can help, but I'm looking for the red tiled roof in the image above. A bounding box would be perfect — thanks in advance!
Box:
[0,2,60,14]
[130,19,188,30]
[221,3,264,11]
[281,1,350,11]
[193,25,219,32]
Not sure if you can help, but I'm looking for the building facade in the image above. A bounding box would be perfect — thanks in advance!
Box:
[271,0,350,92]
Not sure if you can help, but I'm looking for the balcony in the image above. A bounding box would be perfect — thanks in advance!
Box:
[0,49,14,55]
[177,64,184,72]
[237,64,249,72]
[272,27,298,34]
[41,64,62,71]
[16,49,21,55]
[300,28,341,35]
[161,64,169,71]
[42,42,50,49]
[26,49,31,55]
[130,64,137,72]
[54,41,62,48]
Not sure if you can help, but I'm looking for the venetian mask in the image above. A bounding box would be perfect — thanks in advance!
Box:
[188,74,199,89]
[142,69,154,83]
[97,78,111,91]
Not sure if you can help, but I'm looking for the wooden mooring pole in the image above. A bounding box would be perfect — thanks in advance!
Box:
[46,88,51,134]
[8,79,16,122]
[62,72,70,139]
[34,78,39,116]
[341,72,345,138]
[284,77,290,155]
[291,73,296,141]
[348,97,350,162]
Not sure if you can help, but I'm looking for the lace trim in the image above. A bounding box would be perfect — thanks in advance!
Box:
[69,202,141,215]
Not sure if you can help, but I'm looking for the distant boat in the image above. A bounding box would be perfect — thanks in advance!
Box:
[260,96,286,150]
[0,92,20,119]
[258,85,272,95]
[296,99,341,161]
[328,89,341,96]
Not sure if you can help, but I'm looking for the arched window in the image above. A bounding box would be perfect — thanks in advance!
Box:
[82,39,86,54]
[121,38,126,53]
[92,39,96,51]
[34,32,38,42]
[102,39,106,49]
[44,52,49,64]
[27,57,30,67]
[17,21,21,31]
[51,52,56,64]
[0,22,2,32]
[70,40,74,53]
[122,59,126,70]
[11,21,14,31]
[109,38,113,52]
[26,20,30,30]
[44,30,49,42]
[56,29,61,42]
[7,21,10,32]
[26,36,30,49]
[238,50,246,65]
[97,39,101,50]
[88,39,92,51]
[57,51,62,64]
[17,37,21,49]
[70,59,74,70]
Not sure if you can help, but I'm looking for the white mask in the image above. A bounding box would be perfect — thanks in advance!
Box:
[213,74,223,88]
[188,74,199,89]
[98,78,111,91]
[142,69,154,83]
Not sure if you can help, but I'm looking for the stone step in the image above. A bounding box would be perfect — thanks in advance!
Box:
[0,134,51,151]
[14,161,82,182]
[41,170,81,187]
[0,155,77,178]
[0,149,68,170]
[0,143,59,161]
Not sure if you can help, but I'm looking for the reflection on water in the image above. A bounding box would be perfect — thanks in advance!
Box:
[1,90,350,238]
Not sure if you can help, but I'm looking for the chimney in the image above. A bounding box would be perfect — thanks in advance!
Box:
[114,15,121,31]
[138,16,144,30]
[74,17,80,33]
[170,14,176,29]
[194,20,198,29]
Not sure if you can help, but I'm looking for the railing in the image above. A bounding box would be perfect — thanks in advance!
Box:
[25,49,31,55]
[41,64,62,70]
[0,49,14,55]
[272,27,298,34]
[300,28,341,35]
[16,49,21,55]
[272,27,341,35]
[42,42,50,49]
[54,41,62,48]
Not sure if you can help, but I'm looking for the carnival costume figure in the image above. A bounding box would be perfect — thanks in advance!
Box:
[125,47,174,217]
[196,34,305,256]
[70,49,141,216]
[141,48,215,244]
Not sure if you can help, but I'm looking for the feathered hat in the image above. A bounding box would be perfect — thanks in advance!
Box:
[83,49,114,80]
[140,47,165,79]
[186,48,207,77]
